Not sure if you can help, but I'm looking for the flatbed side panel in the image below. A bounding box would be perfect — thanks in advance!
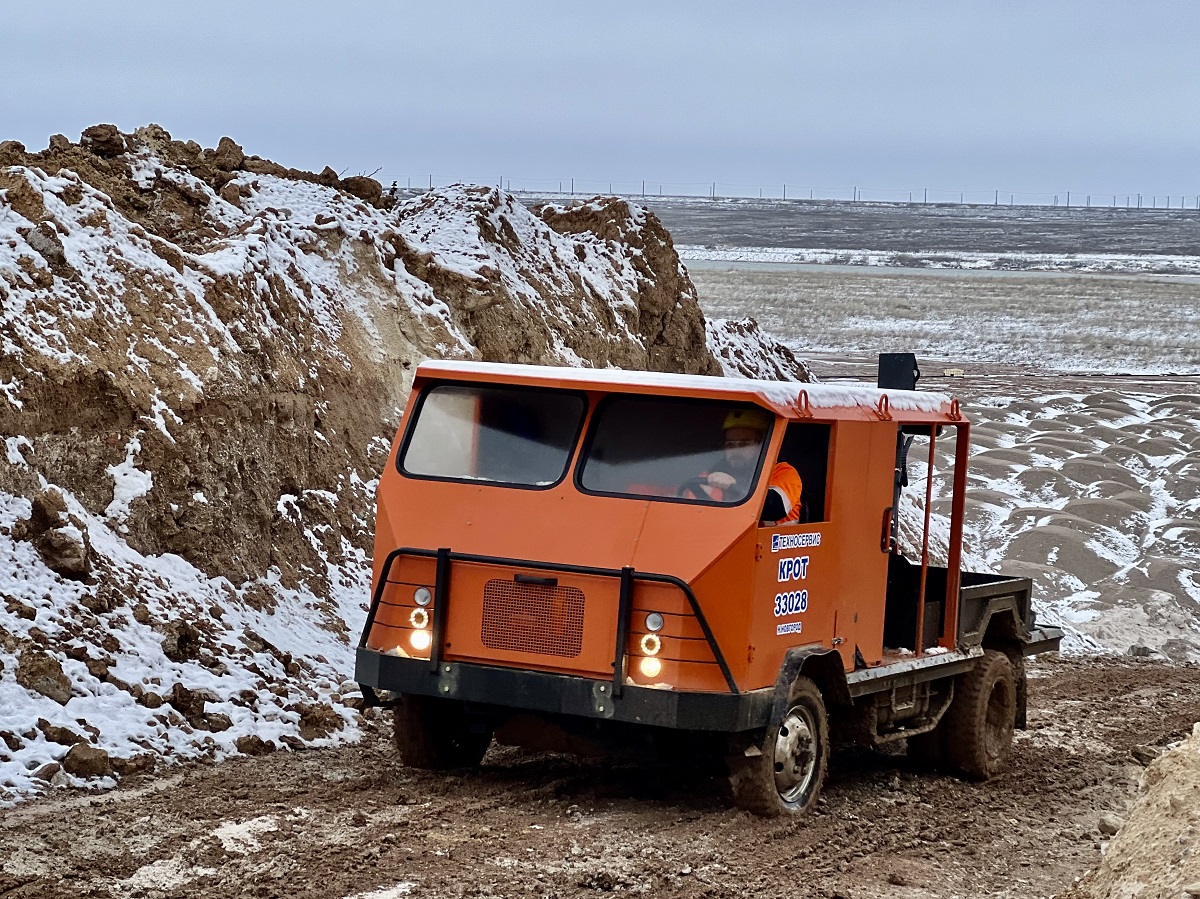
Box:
[844,647,984,698]
[958,574,1034,647]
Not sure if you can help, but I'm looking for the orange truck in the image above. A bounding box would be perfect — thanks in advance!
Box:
[356,357,1062,816]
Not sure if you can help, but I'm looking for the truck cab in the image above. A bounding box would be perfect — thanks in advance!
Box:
[356,360,1061,816]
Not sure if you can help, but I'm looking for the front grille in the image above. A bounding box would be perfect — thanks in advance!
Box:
[481,579,585,658]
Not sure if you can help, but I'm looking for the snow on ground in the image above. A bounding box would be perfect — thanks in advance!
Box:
[678,244,1200,276]
[0,487,370,807]
[688,263,1200,376]
[957,387,1200,660]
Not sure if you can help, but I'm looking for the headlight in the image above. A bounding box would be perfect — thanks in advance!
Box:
[410,630,432,652]
[645,612,664,632]
[409,607,429,629]
[639,657,662,678]
[639,633,662,656]
[414,587,432,606]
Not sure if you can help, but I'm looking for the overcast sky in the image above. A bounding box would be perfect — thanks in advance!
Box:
[4,1,1199,201]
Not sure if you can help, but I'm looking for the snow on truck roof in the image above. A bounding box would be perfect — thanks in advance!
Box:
[416,360,962,421]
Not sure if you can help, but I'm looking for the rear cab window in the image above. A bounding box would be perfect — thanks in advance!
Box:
[400,383,587,488]
[578,395,771,505]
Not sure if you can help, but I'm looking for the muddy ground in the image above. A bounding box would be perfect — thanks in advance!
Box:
[2,656,1197,899]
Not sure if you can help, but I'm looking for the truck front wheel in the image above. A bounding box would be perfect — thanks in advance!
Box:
[728,677,829,816]
[945,649,1016,779]
[393,695,493,770]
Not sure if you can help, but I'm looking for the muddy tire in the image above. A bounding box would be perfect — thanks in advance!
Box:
[393,695,493,770]
[944,649,1016,779]
[728,677,829,817]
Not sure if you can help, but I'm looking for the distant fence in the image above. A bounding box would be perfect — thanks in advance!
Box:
[390,175,1200,210]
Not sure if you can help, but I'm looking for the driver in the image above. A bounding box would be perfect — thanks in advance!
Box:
[684,408,803,525]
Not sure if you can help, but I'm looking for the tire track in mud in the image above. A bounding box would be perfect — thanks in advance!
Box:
[2,657,1198,899]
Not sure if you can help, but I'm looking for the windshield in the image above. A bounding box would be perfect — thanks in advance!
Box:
[579,396,771,504]
[400,383,586,488]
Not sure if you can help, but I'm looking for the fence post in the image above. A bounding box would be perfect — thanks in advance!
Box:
[783,184,786,200]
[924,188,928,204]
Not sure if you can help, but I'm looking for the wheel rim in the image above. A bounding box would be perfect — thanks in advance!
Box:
[773,705,818,803]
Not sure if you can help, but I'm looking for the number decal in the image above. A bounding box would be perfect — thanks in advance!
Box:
[773,590,809,618]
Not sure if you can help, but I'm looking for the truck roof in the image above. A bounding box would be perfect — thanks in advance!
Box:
[415,360,964,424]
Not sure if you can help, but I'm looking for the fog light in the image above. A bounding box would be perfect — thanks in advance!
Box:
[639,656,662,678]
[645,612,664,632]
[410,630,432,652]
[639,633,661,656]
[409,607,429,629]
[414,587,432,606]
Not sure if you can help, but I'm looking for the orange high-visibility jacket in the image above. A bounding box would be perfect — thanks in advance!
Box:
[767,462,803,524]
[691,462,803,523]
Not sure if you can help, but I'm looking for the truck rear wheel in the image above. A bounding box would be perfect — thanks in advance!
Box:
[393,695,493,770]
[945,649,1016,779]
[728,677,829,817]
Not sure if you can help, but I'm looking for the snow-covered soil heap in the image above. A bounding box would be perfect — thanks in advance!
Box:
[0,124,809,806]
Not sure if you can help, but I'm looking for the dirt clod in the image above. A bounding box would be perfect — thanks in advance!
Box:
[1098,812,1123,836]
[80,124,127,157]
[167,683,211,724]
[31,762,61,782]
[235,735,274,756]
[158,620,202,663]
[340,176,383,204]
[37,718,85,747]
[61,743,113,778]
[15,650,72,704]
[293,702,344,740]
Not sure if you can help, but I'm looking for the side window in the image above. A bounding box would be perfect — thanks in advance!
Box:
[578,396,771,505]
[777,423,831,523]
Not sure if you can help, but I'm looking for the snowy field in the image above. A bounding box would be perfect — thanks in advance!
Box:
[689,262,1200,375]
[693,262,1200,661]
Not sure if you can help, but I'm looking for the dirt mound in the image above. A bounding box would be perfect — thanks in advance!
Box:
[1,124,781,805]
[1074,724,1200,899]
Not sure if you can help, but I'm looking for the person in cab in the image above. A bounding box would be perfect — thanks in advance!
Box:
[680,408,803,526]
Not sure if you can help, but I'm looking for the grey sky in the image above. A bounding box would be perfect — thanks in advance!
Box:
[4,1,1198,200]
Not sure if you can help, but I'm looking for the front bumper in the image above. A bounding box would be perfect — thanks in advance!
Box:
[356,648,773,732]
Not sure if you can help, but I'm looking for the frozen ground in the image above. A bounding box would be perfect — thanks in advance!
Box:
[688,262,1200,374]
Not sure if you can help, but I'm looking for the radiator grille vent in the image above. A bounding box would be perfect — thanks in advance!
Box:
[481,579,585,658]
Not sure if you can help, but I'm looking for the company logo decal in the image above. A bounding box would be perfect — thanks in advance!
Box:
[771,532,822,552]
